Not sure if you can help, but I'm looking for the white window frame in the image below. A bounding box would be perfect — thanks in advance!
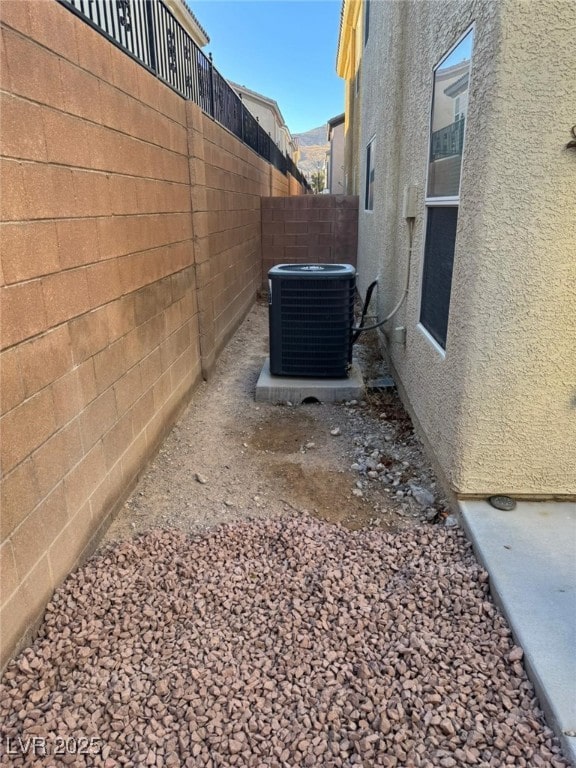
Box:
[418,25,475,354]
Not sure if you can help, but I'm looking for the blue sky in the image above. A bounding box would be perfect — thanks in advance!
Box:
[192,0,344,135]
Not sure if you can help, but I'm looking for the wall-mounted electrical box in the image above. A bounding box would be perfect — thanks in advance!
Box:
[403,185,418,219]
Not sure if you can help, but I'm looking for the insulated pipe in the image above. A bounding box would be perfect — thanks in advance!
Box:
[352,218,414,338]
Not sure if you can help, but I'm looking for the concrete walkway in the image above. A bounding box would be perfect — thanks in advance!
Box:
[459,500,576,765]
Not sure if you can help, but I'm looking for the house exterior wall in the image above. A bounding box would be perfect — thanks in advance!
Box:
[356,0,575,497]
[0,0,303,670]
[163,0,209,47]
[328,122,345,194]
[232,88,295,158]
[240,93,277,141]
[337,0,363,195]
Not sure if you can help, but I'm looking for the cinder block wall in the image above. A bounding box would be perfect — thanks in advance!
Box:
[0,0,303,669]
[261,195,359,281]
[188,105,292,376]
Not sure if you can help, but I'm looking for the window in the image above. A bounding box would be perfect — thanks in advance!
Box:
[365,137,375,210]
[364,0,370,45]
[420,29,474,350]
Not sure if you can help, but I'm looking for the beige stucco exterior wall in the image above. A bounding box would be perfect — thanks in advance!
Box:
[234,91,293,156]
[329,122,346,194]
[240,93,276,141]
[357,0,576,497]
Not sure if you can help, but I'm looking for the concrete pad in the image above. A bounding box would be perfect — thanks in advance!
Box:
[459,500,576,765]
[255,358,364,404]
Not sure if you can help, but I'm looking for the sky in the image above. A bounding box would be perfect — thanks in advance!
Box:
[192,0,344,135]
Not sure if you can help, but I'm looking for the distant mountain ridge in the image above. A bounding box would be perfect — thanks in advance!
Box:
[294,125,328,180]
[294,125,327,148]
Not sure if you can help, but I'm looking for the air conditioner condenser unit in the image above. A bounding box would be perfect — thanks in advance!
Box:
[268,264,356,378]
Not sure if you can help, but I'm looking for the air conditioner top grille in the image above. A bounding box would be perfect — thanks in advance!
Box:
[269,264,356,279]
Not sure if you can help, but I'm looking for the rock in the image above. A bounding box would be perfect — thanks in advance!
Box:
[229,739,243,754]
[409,484,435,508]
[330,427,341,436]
[305,442,316,449]
[444,514,459,528]
[508,646,524,663]
[352,489,363,498]
[0,517,562,767]
[440,718,456,736]
[195,473,208,485]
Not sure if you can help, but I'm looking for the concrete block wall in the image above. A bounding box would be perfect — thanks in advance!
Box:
[0,0,303,669]
[261,195,359,281]
[188,104,293,375]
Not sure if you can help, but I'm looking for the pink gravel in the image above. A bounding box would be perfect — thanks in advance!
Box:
[0,516,569,767]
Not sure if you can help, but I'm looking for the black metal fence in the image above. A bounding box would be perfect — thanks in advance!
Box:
[58,0,309,189]
[431,119,465,162]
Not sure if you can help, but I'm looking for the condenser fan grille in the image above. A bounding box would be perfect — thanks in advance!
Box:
[268,264,356,378]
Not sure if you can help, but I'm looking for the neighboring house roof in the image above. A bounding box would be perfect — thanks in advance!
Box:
[327,113,345,141]
[328,113,345,127]
[444,72,470,98]
[164,0,210,47]
[336,0,347,72]
[229,81,291,136]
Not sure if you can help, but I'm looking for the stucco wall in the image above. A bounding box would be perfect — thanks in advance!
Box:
[238,94,282,149]
[339,0,363,195]
[357,0,575,497]
[329,122,346,194]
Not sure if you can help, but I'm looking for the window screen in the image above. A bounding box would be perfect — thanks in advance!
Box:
[420,207,458,349]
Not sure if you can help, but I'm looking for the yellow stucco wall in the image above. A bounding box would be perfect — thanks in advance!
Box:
[337,0,363,195]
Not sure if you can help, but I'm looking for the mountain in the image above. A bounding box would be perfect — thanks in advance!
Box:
[294,125,329,180]
[294,125,327,148]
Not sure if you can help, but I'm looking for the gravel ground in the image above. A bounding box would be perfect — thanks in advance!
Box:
[0,302,569,766]
[0,518,568,767]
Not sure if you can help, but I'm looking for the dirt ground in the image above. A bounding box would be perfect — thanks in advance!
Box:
[104,301,451,544]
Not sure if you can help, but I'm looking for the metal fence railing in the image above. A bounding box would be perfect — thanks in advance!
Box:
[431,118,465,162]
[58,0,309,189]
